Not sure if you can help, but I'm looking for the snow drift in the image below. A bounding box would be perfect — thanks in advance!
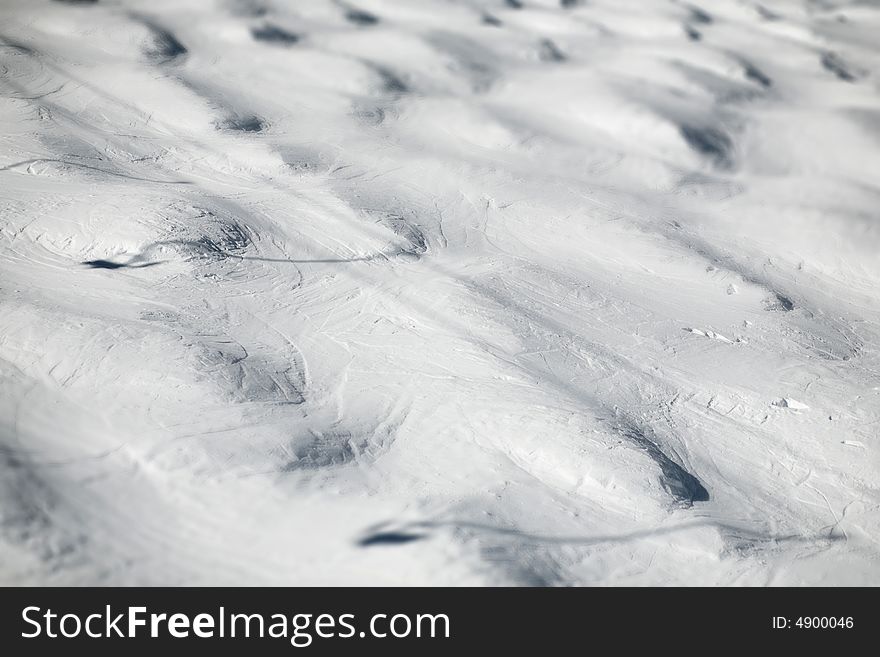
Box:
[1,0,879,585]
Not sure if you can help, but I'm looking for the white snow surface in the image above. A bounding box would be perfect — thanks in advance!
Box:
[1,0,879,586]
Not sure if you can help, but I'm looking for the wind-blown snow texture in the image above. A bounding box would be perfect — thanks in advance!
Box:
[1,0,879,586]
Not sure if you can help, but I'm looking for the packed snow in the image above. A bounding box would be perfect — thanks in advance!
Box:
[1,0,879,585]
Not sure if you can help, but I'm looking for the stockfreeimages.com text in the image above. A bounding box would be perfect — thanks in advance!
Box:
[22,606,450,647]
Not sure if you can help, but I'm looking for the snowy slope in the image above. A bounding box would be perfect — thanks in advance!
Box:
[1,0,879,585]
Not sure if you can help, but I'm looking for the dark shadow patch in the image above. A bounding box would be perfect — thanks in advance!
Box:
[764,293,794,312]
[821,51,858,82]
[353,106,387,126]
[505,0,523,8]
[133,210,254,266]
[684,25,701,41]
[197,218,252,255]
[539,38,566,62]
[560,0,583,8]
[428,31,499,93]
[373,66,408,94]
[482,13,503,27]
[680,124,733,168]
[742,61,772,88]
[458,277,710,508]
[251,24,300,45]
[136,16,188,64]
[278,145,327,173]
[676,60,760,105]
[188,335,306,406]
[0,446,86,562]
[52,0,98,4]
[83,259,127,269]
[227,0,267,17]
[370,211,427,256]
[663,226,810,325]
[0,449,52,539]
[665,227,797,315]
[847,108,880,145]
[755,4,780,20]
[82,259,160,269]
[618,425,710,505]
[284,432,359,469]
[358,532,425,547]
[478,543,557,585]
[218,115,265,132]
[689,6,713,24]
[345,8,379,26]
[0,39,35,57]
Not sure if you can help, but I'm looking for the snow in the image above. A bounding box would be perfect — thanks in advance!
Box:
[1,0,879,585]
[772,397,810,410]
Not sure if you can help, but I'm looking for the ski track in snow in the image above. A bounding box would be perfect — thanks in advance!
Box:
[1,0,879,585]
